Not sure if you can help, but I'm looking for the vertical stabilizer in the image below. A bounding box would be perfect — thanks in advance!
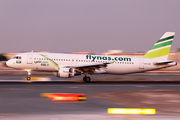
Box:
[142,32,175,60]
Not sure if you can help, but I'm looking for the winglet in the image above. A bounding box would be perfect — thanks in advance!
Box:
[142,32,175,60]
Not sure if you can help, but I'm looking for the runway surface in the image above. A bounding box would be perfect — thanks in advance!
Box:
[0,75,180,119]
[1,74,180,82]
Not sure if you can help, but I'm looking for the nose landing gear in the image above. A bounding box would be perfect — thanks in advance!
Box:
[27,70,31,81]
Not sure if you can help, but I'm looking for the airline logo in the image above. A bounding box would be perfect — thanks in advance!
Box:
[86,55,131,61]
[40,54,59,68]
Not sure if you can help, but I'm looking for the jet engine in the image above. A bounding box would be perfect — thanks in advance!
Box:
[57,68,75,78]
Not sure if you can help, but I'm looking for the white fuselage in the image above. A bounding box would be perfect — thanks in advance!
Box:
[6,52,176,75]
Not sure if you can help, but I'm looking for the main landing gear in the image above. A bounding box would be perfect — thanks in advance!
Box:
[27,70,31,81]
[83,76,91,82]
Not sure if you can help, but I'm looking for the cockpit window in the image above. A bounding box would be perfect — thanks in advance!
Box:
[13,56,21,59]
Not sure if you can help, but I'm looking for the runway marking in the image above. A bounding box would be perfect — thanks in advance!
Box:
[41,93,86,101]
[108,108,156,114]
[105,115,154,117]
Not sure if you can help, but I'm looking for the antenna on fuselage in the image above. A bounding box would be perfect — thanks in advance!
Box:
[31,50,33,53]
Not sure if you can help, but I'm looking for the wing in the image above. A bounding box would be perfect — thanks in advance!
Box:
[67,62,111,75]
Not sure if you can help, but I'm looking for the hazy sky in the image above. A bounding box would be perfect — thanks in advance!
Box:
[0,0,180,53]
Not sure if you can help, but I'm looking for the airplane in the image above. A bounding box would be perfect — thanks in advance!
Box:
[6,32,177,82]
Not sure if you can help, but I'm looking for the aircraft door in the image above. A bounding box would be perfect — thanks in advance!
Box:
[27,54,33,64]
[139,59,144,69]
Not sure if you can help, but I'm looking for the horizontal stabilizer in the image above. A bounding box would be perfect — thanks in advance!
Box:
[154,61,177,66]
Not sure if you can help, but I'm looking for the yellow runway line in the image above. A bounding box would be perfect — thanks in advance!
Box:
[108,108,156,114]
[23,77,44,80]
[23,77,51,81]
[106,115,154,117]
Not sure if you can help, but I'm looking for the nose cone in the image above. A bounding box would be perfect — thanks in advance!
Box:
[6,60,12,67]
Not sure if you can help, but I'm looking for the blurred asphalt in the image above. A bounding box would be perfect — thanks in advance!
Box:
[0,76,180,119]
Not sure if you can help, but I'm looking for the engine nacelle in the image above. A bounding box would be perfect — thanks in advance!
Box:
[57,68,75,78]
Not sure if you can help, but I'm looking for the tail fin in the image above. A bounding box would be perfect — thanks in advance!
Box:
[142,32,175,60]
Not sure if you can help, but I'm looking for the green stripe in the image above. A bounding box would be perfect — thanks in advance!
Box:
[156,36,174,43]
[40,54,59,69]
[150,41,172,50]
[142,47,171,59]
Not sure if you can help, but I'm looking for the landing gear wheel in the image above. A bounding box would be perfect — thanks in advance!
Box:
[27,70,31,81]
[27,77,31,81]
[83,76,91,82]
